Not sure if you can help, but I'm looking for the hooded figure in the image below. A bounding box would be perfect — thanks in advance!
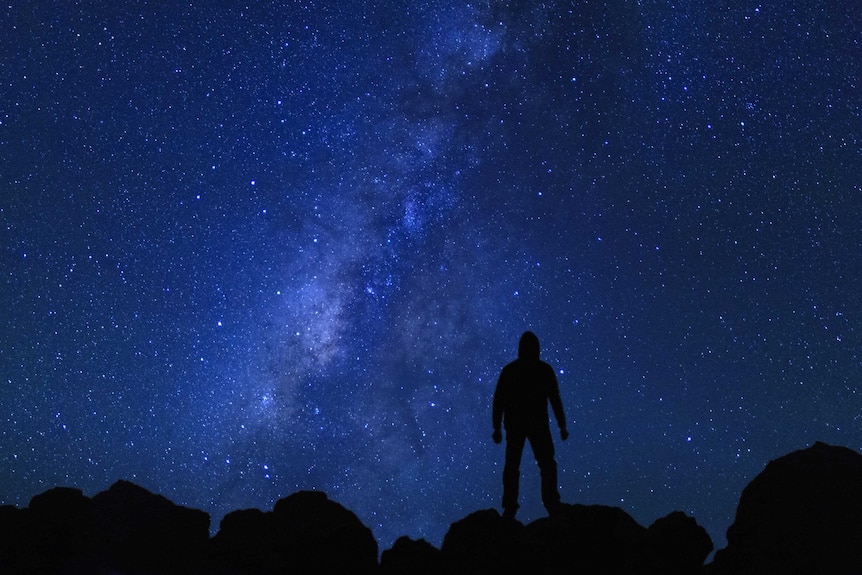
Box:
[492,331,568,518]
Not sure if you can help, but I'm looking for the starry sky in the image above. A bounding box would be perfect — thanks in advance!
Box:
[2,0,861,553]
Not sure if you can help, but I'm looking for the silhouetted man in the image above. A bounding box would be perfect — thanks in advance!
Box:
[492,331,568,519]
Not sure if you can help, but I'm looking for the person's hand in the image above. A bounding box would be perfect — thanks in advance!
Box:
[492,429,503,444]
[560,428,569,441]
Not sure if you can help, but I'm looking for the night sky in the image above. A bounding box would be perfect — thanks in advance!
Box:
[3,0,861,553]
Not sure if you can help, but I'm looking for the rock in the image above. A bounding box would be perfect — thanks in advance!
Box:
[14,443,862,575]
[211,492,379,574]
[26,486,107,573]
[440,509,533,575]
[525,503,650,574]
[211,507,279,574]
[92,480,210,574]
[211,490,379,575]
[0,483,212,574]
[2,483,382,574]
[380,535,446,575]
[0,505,28,572]
[272,490,378,574]
[437,503,713,575]
[710,441,862,574]
[648,510,713,574]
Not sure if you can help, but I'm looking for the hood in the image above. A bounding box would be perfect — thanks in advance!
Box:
[517,331,540,361]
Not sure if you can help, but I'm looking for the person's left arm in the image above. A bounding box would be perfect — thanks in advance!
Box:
[547,365,569,440]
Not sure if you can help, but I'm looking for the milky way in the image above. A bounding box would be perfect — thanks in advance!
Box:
[2,1,861,552]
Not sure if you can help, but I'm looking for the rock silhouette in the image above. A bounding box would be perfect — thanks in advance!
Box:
[0,482,209,574]
[379,535,445,575]
[94,479,211,573]
[648,510,714,575]
[211,490,378,574]
[437,504,711,575]
[0,442,860,574]
[441,509,535,574]
[709,441,862,574]
[16,486,105,574]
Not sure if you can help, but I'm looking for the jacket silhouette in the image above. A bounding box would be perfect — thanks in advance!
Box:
[492,331,568,518]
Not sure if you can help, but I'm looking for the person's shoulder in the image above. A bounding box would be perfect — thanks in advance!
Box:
[539,360,557,375]
[501,359,519,372]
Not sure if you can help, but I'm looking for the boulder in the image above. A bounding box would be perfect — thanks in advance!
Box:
[648,510,713,574]
[271,490,378,574]
[710,441,862,574]
[26,486,107,573]
[437,503,713,575]
[211,507,279,574]
[0,505,29,572]
[380,535,446,575]
[441,509,533,574]
[92,480,210,574]
[211,490,378,575]
[0,483,213,574]
[525,503,650,574]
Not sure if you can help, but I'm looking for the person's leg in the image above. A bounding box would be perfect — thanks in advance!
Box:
[502,431,526,518]
[528,425,561,514]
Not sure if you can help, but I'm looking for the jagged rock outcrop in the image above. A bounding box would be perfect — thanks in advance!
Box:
[441,509,534,574]
[210,507,275,574]
[0,483,379,575]
[437,504,711,575]
[18,486,106,574]
[210,490,378,575]
[93,479,210,573]
[380,535,445,575]
[0,482,209,574]
[709,441,862,574]
[0,504,30,573]
[0,483,714,574]
[9,443,861,575]
[648,510,713,575]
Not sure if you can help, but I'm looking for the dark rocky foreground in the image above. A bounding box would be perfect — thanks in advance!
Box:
[0,441,859,574]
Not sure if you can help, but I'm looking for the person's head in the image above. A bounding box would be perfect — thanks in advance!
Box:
[518,331,540,361]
